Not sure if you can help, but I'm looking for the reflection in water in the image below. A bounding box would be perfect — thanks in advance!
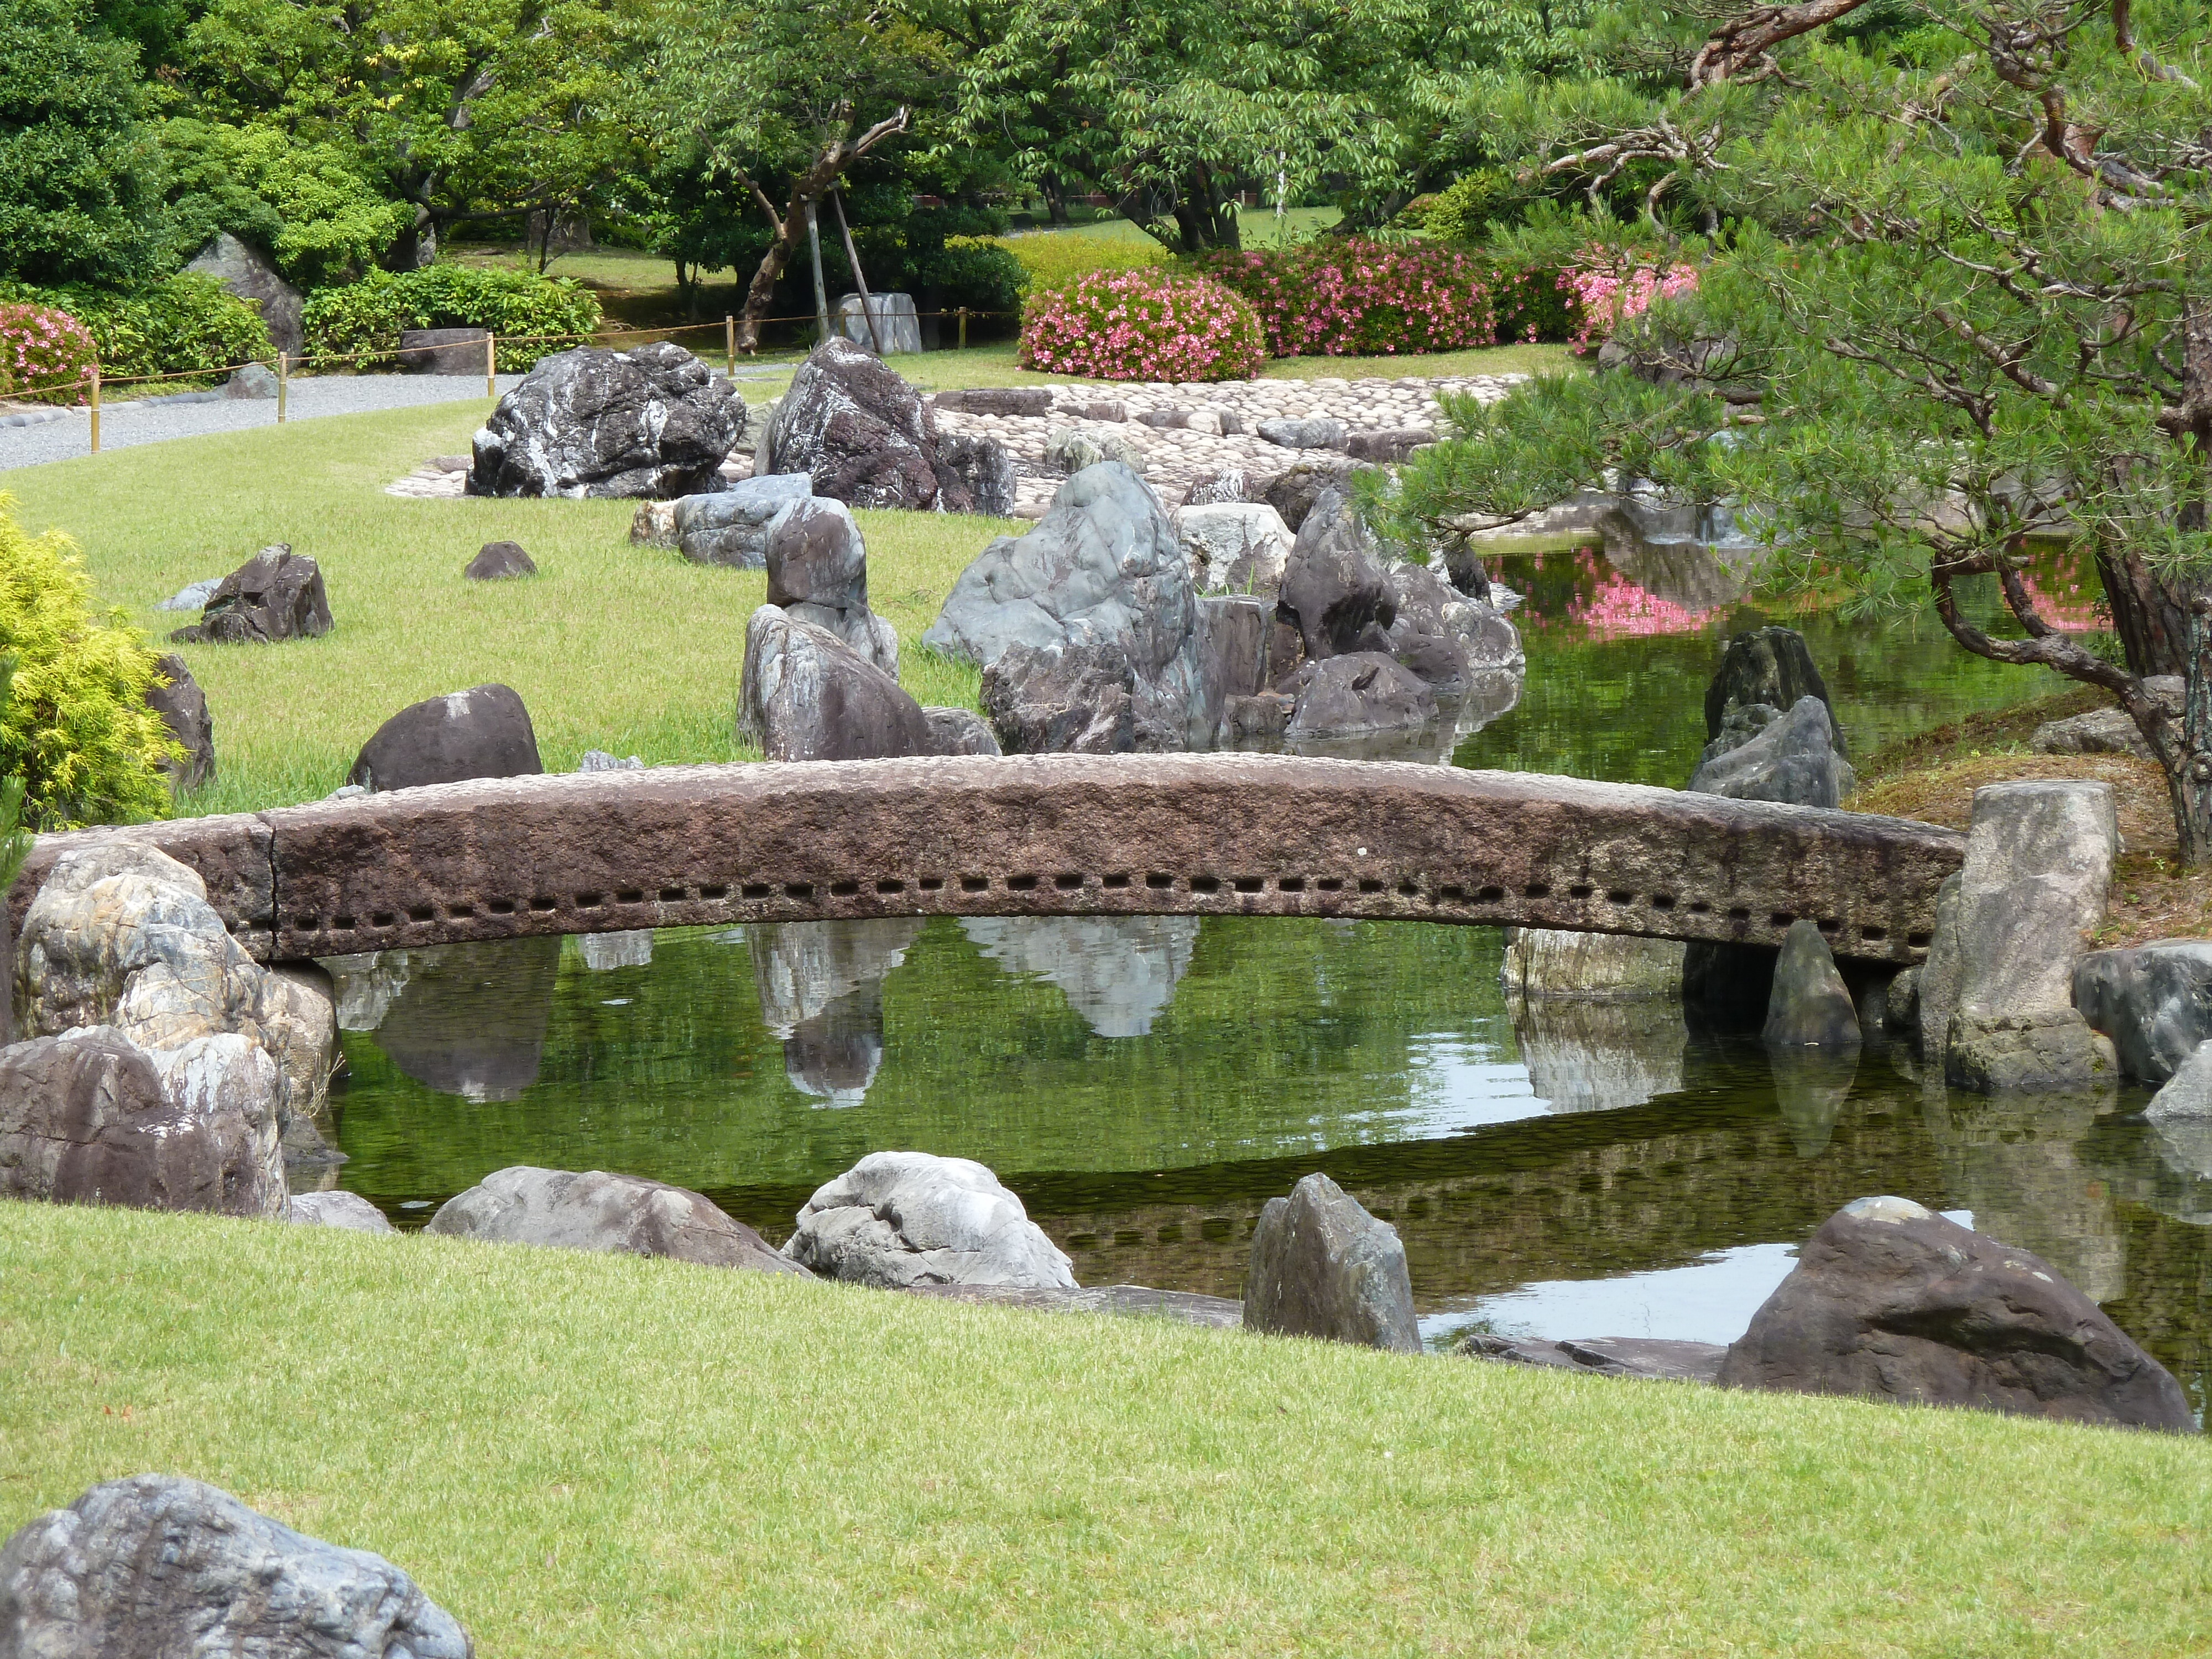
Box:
[1511,997,1687,1114]
[1923,1090,2127,1303]
[336,938,560,1103]
[580,931,653,971]
[959,916,1198,1038]
[1770,1050,1859,1157]
[749,919,924,1107]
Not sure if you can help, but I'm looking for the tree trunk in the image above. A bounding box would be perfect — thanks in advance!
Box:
[2175,599,2212,866]
[2094,535,2200,677]
[731,112,910,353]
[1042,178,1071,226]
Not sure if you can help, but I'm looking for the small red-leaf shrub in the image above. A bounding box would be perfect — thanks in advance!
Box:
[0,303,97,404]
[1194,239,1494,357]
[1018,270,1265,382]
[1563,256,1699,349]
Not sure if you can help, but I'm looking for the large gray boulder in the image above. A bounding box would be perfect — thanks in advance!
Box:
[348,684,544,792]
[168,546,331,646]
[674,472,812,568]
[737,607,930,763]
[15,842,320,1134]
[1762,919,1860,1048]
[288,1190,397,1232]
[1284,653,1437,739]
[1718,1196,2194,1431]
[834,291,923,354]
[925,463,1216,751]
[1244,1172,1421,1352]
[426,1166,808,1274]
[1687,697,1855,807]
[760,336,983,511]
[1173,503,1293,598]
[186,232,302,356]
[0,1474,472,1657]
[2074,938,2212,1083]
[145,654,214,792]
[1380,558,1523,693]
[0,1028,283,1218]
[468,341,742,498]
[2032,677,2181,759]
[782,1151,1077,1288]
[764,497,897,676]
[1936,781,2118,1092]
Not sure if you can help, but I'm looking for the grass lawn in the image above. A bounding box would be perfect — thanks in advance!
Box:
[3,1201,2207,1658]
[2,404,1004,817]
[895,340,1574,392]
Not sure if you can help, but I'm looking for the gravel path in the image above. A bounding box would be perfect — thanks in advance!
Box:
[0,373,525,472]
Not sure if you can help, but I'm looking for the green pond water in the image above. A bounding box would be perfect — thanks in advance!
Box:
[317,528,2210,1418]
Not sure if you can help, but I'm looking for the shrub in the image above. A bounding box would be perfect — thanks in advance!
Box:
[1193,239,1494,358]
[0,302,97,403]
[0,494,174,830]
[1483,257,1585,346]
[997,232,1170,295]
[0,274,275,379]
[928,237,1028,315]
[1018,269,1265,383]
[1563,256,1700,349]
[301,265,602,373]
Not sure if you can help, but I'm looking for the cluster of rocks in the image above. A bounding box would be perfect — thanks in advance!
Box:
[922,462,1521,756]
[931,372,1522,518]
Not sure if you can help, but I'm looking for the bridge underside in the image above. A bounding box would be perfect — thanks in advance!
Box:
[11,755,1964,967]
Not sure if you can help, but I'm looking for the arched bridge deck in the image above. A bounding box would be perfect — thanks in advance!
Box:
[9,755,1964,967]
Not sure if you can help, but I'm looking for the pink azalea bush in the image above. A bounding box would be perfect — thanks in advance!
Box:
[0,303,97,405]
[1196,239,1494,357]
[1019,270,1266,382]
[1563,256,1700,350]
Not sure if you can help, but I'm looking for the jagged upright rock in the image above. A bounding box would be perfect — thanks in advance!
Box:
[926,463,1216,752]
[1762,919,1860,1047]
[1942,781,2117,1093]
[168,546,331,645]
[764,497,897,676]
[737,607,930,763]
[468,342,742,498]
[0,1474,473,1657]
[186,233,302,356]
[1718,1196,2193,1431]
[146,654,215,791]
[1704,625,1841,753]
[1244,1172,1421,1352]
[1688,697,1855,807]
[761,336,990,512]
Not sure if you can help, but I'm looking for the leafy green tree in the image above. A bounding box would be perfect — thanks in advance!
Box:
[159,119,410,285]
[1383,0,2212,857]
[0,0,171,285]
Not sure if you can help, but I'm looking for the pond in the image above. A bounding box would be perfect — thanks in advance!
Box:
[311,518,2210,1420]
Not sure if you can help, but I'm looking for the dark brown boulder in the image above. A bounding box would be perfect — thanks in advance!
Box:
[169,546,331,645]
[399,326,491,375]
[1278,489,1395,659]
[146,654,215,791]
[936,433,1016,517]
[463,540,536,580]
[1718,1196,2195,1431]
[738,607,931,763]
[1263,456,1370,531]
[1284,652,1438,739]
[1344,427,1434,463]
[0,1029,278,1216]
[763,337,977,512]
[981,637,1140,754]
[348,684,544,793]
[1705,625,1843,754]
[425,1166,810,1273]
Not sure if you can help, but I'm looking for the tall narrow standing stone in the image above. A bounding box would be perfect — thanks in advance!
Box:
[1244,1172,1421,1353]
[1762,920,1861,1047]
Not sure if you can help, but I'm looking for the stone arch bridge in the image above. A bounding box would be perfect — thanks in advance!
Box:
[9,755,1961,968]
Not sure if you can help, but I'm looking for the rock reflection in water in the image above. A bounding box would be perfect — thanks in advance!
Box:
[959,915,1199,1038]
[1769,1050,1859,1157]
[1922,1090,2126,1304]
[748,919,923,1106]
[1511,997,1688,1113]
[331,938,561,1103]
[580,930,653,971]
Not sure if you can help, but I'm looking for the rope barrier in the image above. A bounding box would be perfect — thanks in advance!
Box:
[21,306,1023,450]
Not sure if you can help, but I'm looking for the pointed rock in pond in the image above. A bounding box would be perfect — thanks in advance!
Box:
[1244,1172,1420,1353]
[1762,920,1860,1048]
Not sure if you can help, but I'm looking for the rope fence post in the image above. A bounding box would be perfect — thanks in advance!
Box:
[958,307,969,351]
[276,354,288,425]
[484,332,497,398]
[88,359,101,455]
[725,316,736,374]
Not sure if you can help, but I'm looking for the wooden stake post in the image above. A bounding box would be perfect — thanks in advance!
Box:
[725,316,737,374]
[804,201,833,346]
[88,361,100,455]
[830,190,887,356]
[276,354,288,424]
[484,333,497,398]
[958,307,969,351]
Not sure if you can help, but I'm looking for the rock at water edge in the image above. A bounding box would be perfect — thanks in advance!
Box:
[1244,1172,1420,1353]
[2074,938,2212,1083]
[782,1150,1076,1288]
[427,1166,808,1274]
[1718,1196,2193,1431]
[1762,920,1861,1047]
[289,1190,397,1232]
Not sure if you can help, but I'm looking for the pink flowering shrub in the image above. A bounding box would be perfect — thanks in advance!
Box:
[1019,270,1266,382]
[0,303,97,405]
[1563,256,1700,350]
[1196,239,1494,358]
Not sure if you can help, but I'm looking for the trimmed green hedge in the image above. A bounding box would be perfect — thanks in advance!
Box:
[0,274,273,379]
[300,265,602,373]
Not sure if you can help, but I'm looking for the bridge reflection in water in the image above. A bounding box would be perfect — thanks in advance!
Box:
[311,914,2210,1408]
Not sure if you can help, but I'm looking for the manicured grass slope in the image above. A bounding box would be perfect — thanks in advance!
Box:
[2,1203,2206,1657]
[3,403,1003,816]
